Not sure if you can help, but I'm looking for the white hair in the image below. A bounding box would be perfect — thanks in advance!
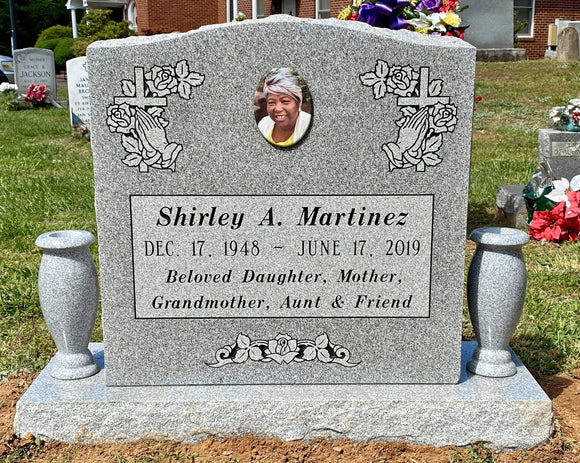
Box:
[262,68,303,107]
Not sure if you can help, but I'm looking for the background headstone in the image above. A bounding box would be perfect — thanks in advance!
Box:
[88,17,476,387]
[538,129,580,178]
[461,0,514,49]
[556,20,580,51]
[557,27,580,62]
[495,128,580,227]
[13,48,57,94]
[66,56,91,133]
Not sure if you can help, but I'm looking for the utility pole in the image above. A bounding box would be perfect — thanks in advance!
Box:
[8,0,18,52]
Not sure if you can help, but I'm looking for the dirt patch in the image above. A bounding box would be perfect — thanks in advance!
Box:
[1,373,578,462]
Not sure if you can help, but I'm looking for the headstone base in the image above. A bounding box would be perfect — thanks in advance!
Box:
[14,342,552,451]
[476,49,526,62]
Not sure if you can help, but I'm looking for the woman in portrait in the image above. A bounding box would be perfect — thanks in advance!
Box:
[257,68,311,147]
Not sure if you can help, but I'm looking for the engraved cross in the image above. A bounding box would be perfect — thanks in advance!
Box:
[398,67,449,108]
[114,67,167,108]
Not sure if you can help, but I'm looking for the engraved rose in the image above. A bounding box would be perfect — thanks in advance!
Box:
[266,333,300,364]
[429,102,458,134]
[106,103,135,134]
[145,65,178,97]
[387,65,419,96]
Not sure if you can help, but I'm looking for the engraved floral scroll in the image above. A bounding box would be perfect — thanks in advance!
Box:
[207,332,360,368]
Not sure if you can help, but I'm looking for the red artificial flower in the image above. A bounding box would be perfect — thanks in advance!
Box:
[564,191,580,220]
[530,201,580,242]
[349,13,358,20]
[529,202,568,242]
[475,96,482,101]
[439,0,458,13]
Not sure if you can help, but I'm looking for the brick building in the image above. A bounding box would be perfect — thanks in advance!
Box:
[516,0,580,59]
[133,0,345,35]
[78,0,580,60]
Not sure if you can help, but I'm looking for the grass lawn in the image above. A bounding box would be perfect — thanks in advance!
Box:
[0,60,579,377]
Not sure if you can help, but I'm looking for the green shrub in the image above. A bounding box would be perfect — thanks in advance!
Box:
[36,37,75,70]
[71,39,92,58]
[53,38,75,67]
[35,25,73,46]
[36,38,60,51]
[73,9,135,57]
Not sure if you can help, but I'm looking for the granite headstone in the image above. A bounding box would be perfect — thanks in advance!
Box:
[14,17,554,450]
[461,0,513,49]
[13,48,57,94]
[88,16,476,386]
[66,56,91,132]
[538,128,580,178]
[557,20,580,51]
[557,27,580,62]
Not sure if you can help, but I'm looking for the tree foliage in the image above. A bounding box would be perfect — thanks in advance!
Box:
[73,9,134,57]
[0,0,71,56]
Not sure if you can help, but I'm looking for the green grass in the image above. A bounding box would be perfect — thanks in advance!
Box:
[0,60,579,377]
[468,60,580,375]
[0,94,100,376]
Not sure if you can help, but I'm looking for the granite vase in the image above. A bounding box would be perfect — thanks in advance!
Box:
[467,227,529,377]
[36,230,99,380]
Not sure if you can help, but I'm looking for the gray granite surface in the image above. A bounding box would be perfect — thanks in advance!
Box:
[467,228,529,377]
[557,27,580,62]
[461,0,514,49]
[13,48,57,94]
[35,231,99,380]
[88,16,476,385]
[14,342,553,451]
[538,129,580,179]
[495,185,527,228]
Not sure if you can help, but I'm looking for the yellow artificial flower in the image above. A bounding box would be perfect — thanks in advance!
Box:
[417,27,429,34]
[442,12,461,28]
[338,6,352,20]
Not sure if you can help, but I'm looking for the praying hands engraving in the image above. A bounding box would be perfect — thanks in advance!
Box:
[106,62,205,172]
[360,61,457,172]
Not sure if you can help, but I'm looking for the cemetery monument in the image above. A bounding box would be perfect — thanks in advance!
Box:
[13,48,57,95]
[15,17,552,450]
[66,56,91,134]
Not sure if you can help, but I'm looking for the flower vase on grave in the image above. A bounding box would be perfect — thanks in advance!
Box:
[36,230,99,380]
[466,227,529,378]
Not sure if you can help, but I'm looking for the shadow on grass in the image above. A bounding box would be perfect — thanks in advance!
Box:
[466,201,498,235]
[513,331,574,377]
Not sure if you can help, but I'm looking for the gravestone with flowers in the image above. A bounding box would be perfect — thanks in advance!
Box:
[496,99,580,231]
[15,16,552,450]
[13,48,57,96]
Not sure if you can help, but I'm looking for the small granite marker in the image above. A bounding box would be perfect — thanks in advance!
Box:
[15,17,553,450]
[13,48,57,94]
[557,27,580,62]
[538,129,580,178]
[66,56,91,133]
